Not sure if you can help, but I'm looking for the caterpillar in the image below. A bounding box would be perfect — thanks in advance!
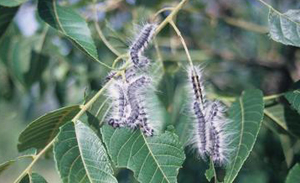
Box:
[130,23,157,67]
[107,80,128,128]
[193,101,209,158]
[208,101,230,166]
[187,65,232,166]
[126,76,151,129]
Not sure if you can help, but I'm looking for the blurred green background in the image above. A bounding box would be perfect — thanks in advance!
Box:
[1,0,300,182]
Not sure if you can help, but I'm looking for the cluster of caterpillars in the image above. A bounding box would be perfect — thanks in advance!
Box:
[106,23,157,137]
[188,66,231,166]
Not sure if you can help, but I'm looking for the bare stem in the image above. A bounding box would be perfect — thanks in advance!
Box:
[169,20,194,67]
[92,1,121,57]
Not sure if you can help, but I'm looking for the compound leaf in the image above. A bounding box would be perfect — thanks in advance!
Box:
[101,125,186,183]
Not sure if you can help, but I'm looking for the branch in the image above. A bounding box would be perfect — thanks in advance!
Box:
[12,1,189,181]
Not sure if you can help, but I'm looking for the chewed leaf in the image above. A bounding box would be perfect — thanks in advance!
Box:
[54,121,117,183]
[269,9,300,47]
[101,125,185,183]
[224,89,264,183]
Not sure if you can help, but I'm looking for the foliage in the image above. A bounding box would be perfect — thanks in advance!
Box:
[0,0,300,183]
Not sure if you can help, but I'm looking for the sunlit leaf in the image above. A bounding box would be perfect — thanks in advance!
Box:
[0,6,18,39]
[54,121,117,183]
[269,9,300,47]
[286,163,300,183]
[17,105,80,152]
[224,89,264,183]
[101,125,186,183]
[0,0,26,7]
[38,0,100,63]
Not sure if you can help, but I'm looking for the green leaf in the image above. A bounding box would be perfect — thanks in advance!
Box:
[20,172,48,183]
[205,159,215,182]
[101,125,186,183]
[224,89,264,183]
[286,163,300,183]
[0,160,14,174]
[0,0,26,7]
[38,0,99,63]
[0,6,19,39]
[54,121,117,183]
[264,103,300,138]
[24,51,49,87]
[0,148,36,175]
[269,9,300,47]
[285,90,300,113]
[17,105,80,152]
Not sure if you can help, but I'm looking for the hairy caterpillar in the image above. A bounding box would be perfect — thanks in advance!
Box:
[130,23,157,67]
[107,80,129,128]
[106,23,159,137]
[187,66,209,158]
[126,76,154,136]
[187,65,232,166]
[206,101,230,165]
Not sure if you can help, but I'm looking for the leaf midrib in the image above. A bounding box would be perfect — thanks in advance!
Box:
[75,123,93,183]
[141,133,171,183]
[226,97,245,182]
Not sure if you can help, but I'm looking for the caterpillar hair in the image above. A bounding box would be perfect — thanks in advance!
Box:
[208,101,231,166]
[192,101,209,158]
[106,80,128,128]
[130,23,157,67]
[187,66,207,112]
[138,105,154,137]
[126,76,151,129]
[125,57,150,82]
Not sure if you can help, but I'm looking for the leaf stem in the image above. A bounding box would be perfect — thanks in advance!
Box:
[12,1,189,182]
[13,138,55,183]
[155,0,188,35]
[92,0,121,57]
[169,20,194,67]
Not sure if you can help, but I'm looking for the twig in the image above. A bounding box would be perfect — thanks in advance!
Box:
[169,20,194,67]
[92,0,121,57]
[12,1,189,181]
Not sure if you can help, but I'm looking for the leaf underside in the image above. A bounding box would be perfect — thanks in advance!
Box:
[224,89,264,183]
[101,125,186,183]
[17,105,80,152]
[54,121,117,183]
[37,0,99,63]
[269,9,300,47]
